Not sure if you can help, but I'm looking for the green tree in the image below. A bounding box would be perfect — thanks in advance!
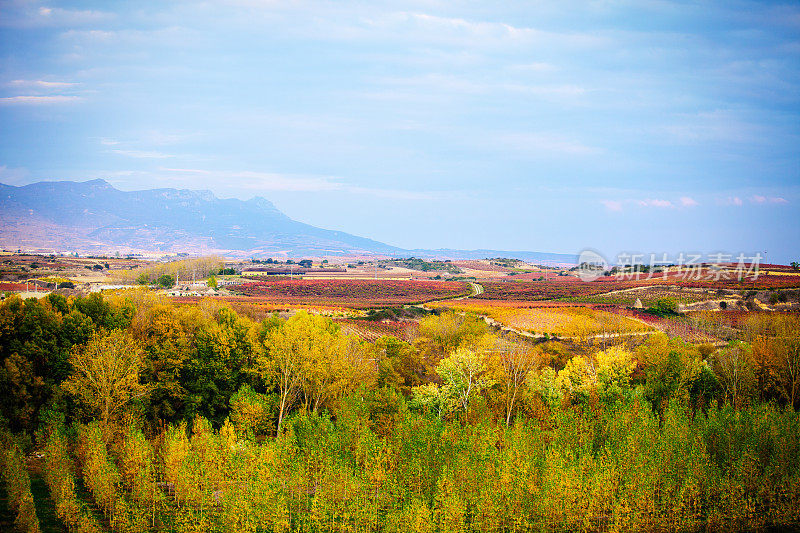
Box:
[229,384,276,437]
[157,274,175,288]
[182,307,260,425]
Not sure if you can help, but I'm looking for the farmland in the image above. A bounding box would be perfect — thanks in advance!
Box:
[334,317,419,341]
[564,285,722,307]
[474,280,659,301]
[474,272,800,303]
[429,299,653,337]
[227,278,471,307]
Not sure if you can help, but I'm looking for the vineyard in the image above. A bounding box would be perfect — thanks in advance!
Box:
[334,318,419,342]
[565,286,716,307]
[430,300,653,337]
[474,280,659,301]
[475,273,800,303]
[227,279,471,308]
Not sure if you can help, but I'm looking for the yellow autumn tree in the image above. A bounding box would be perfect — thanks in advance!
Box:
[62,330,149,429]
[487,340,541,426]
[595,346,636,403]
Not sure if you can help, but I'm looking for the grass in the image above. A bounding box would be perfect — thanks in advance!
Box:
[29,474,67,533]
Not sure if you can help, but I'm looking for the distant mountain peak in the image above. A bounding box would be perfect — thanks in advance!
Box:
[0,179,400,256]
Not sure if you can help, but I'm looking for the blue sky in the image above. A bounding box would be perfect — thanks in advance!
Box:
[1,1,798,262]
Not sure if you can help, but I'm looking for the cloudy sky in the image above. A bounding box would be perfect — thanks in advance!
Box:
[1,0,798,262]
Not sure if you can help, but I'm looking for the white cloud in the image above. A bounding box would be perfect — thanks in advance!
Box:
[8,79,77,89]
[111,149,174,159]
[362,12,606,49]
[680,196,699,207]
[722,196,744,206]
[0,95,82,105]
[751,195,788,204]
[601,200,623,211]
[637,198,674,208]
[159,168,438,200]
[35,6,112,26]
[601,196,695,211]
[371,73,586,102]
[660,110,763,145]
[508,62,557,72]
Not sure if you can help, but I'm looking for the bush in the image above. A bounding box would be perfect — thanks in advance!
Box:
[647,297,678,316]
[157,274,175,288]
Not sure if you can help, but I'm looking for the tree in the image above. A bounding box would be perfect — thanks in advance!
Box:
[415,311,488,360]
[526,366,563,410]
[157,274,175,288]
[301,331,373,413]
[229,384,275,437]
[435,347,492,413]
[711,341,756,408]
[256,312,331,434]
[771,316,800,409]
[410,383,446,418]
[638,333,701,410]
[183,307,260,425]
[595,346,636,403]
[488,341,539,426]
[648,297,678,316]
[62,330,149,428]
[749,314,800,408]
[373,336,424,395]
[791,261,799,271]
[555,355,596,403]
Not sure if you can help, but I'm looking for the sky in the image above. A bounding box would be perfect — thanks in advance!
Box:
[0,0,798,263]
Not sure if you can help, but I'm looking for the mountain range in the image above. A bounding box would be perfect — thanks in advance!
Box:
[0,179,576,263]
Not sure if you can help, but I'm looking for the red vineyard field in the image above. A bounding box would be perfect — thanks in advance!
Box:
[227,279,471,307]
[476,274,800,301]
[475,280,660,301]
[0,282,29,291]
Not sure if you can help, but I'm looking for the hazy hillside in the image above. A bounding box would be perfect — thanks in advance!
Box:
[0,179,401,256]
[0,180,577,262]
